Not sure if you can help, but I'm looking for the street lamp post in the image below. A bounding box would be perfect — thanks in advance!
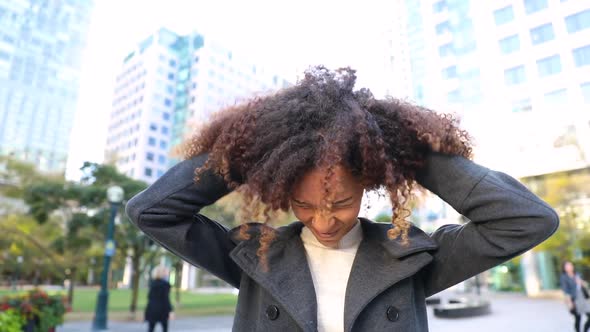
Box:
[92,186,124,331]
[13,256,23,291]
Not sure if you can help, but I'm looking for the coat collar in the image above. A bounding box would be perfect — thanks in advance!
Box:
[228,218,438,332]
[343,219,438,332]
[229,222,317,331]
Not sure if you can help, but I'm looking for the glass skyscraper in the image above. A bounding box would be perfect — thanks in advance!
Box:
[383,0,590,174]
[389,0,590,114]
[0,0,93,172]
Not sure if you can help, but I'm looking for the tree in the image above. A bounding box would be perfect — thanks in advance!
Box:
[77,162,150,317]
[12,159,150,312]
[521,169,590,268]
[0,214,67,287]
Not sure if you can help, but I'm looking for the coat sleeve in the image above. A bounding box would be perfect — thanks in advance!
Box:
[165,283,174,313]
[125,154,242,288]
[415,152,559,297]
[560,274,574,299]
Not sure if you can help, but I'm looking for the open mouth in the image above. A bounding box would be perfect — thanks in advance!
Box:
[316,230,339,240]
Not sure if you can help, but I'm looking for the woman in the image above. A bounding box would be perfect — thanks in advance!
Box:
[561,261,590,332]
[144,266,173,332]
[126,67,558,331]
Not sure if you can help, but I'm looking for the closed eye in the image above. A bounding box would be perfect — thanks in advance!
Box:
[291,199,312,209]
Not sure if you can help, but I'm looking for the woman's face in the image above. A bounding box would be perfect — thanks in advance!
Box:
[565,262,574,274]
[290,165,364,248]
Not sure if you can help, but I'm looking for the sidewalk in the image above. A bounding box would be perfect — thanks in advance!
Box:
[60,292,574,332]
[428,291,572,332]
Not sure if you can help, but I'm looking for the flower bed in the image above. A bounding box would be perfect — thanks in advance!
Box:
[0,289,69,332]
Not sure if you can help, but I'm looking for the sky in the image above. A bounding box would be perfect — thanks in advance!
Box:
[66,0,395,180]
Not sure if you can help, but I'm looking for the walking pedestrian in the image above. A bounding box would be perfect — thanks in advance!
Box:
[561,261,590,332]
[145,266,173,332]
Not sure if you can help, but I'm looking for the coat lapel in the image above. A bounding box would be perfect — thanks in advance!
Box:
[229,222,318,332]
[343,219,438,332]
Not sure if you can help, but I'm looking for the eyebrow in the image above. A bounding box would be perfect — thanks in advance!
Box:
[292,196,353,205]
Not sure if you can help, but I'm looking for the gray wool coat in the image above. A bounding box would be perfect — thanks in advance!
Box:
[126,152,559,331]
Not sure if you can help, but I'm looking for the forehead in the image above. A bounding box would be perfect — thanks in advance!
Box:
[291,165,359,199]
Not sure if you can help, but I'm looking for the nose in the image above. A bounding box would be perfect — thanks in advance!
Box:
[312,210,336,233]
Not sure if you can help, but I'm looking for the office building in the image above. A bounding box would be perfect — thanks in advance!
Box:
[0,0,93,172]
[105,28,289,185]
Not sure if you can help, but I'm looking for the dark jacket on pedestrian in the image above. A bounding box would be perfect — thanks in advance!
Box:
[145,278,173,322]
[126,152,559,331]
[562,273,580,300]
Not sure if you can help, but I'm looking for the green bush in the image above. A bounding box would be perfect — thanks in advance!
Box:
[0,289,67,331]
[0,309,25,332]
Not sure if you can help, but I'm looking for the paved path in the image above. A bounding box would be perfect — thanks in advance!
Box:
[60,292,576,332]
[60,315,234,332]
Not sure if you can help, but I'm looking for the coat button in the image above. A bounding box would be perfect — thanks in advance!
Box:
[386,306,400,322]
[266,305,280,320]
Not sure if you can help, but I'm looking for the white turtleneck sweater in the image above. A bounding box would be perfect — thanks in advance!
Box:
[300,221,363,332]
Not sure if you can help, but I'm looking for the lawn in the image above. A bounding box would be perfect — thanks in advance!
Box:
[0,288,237,320]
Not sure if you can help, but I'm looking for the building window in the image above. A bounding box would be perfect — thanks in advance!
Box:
[447,90,460,103]
[145,168,153,177]
[435,21,451,35]
[164,98,172,107]
[146,152,154,161]
[504,65,526,85]
[442,66,457,79]
[581,82,590,103]
[511,98,532,112]
[499,35,520,54]
[433,0,447,13]
[166,85,174,94]
[0,50,10,61]
[169,59,176,67]
[158,155,166,164]
[524,0,548,14]
[149,123,157,131]
[565,10,590,34]
[536,55,561,77]
[148,137,156,146]
[163,112,170,121]
[157,170,164,178]
[530,23,554,45]
[161,126,169,135]
[160,140,167,149]
[494,6,514,25]
[573,45,590,67]
[544,89,568,104]
[438,43,453,57]
[167,73,175,80]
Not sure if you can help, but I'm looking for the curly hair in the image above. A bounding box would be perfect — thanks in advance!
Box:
[181,66,472,266]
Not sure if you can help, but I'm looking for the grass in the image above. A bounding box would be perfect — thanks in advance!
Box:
[0,288,237,321]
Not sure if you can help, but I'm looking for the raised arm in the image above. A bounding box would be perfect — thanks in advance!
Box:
[416,152,559,297]
[125,154,242,288]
